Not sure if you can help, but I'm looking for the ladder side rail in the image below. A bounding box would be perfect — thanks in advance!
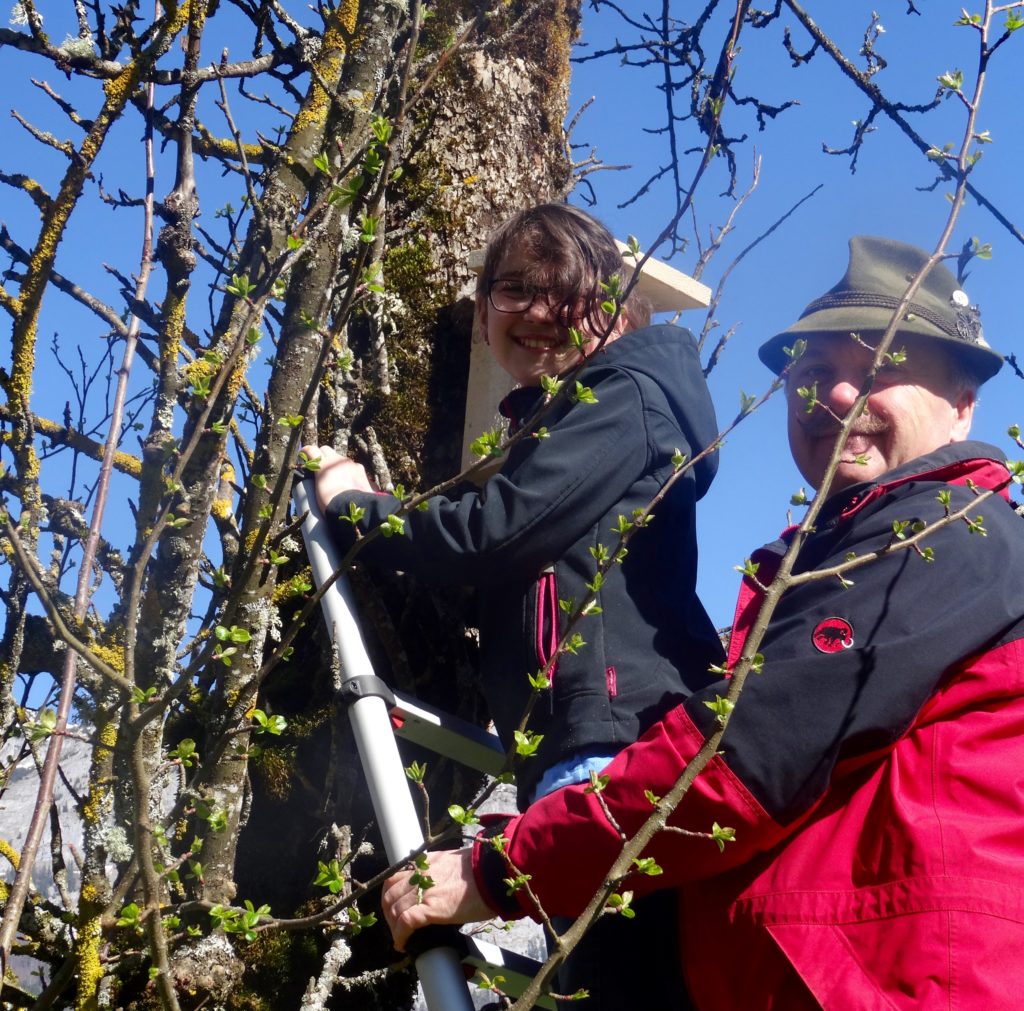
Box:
[293,478,476,1011]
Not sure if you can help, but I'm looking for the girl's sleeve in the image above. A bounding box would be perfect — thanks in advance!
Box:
[324,368,668,586]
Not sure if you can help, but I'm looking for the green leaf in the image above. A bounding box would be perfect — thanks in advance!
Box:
[570,381,598,405]
[502,872,532,895]
[117,902,144,933]
[169,738,199,766]
[277,414,304,428]
[937,69,964,91]
[379,514,405,538]
[286,234,303,250]
[783,338,807,361]
[469,429,504,459]
[671,448,688,470]
[711,822,737,853]
[965,514,987,536]
[447,804,479,826]
[313,151,331,173]
[797,382,819,414]
[605,890,634,918]
[359,213,379,244]
[405,760,427,784]
[314,859,346,894]
[790,487,808,506]
[341,501,365,525]
[513,730,543,757]
[528,670,551,691]
[215,625,251,644]
[632,856,663,876]
[225,273,253,298]
[252,709,287,735]
[734,558,760,580]
[540,374,564,398]
[702,694,734,726]
[563,632,586,655]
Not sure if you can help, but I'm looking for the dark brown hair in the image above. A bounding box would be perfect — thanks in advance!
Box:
[476,203,650,332]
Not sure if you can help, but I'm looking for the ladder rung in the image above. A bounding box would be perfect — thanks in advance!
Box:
[459,935,555,1009]
[391,691,508,777]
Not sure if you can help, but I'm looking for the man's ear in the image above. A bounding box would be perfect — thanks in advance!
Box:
[949,387,976,443]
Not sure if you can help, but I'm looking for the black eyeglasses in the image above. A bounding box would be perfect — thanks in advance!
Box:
[487,278,568,315]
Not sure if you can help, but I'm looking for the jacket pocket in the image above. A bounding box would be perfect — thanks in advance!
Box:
[535,566,559,686]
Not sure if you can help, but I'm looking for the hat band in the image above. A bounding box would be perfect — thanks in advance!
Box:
[801,291,958,340]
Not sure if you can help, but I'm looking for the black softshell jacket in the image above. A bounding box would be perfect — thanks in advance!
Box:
[325,324,724,803]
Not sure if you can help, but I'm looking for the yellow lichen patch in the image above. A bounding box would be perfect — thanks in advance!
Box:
[0,837,21,871]
[88,641,127,675]
[291,3,356,135]
[75,881,104,1011]
[182,358,216,387]
[196,124,265,163]
[161,291,187,365]
[212,491,234,521]
[113,450,142,477]
[82,722,118,828]
[271,567,313,604]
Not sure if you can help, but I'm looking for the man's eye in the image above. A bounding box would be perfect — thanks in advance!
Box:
[497,282,527,297]
[876,362,906,380]
[793,366,828,385]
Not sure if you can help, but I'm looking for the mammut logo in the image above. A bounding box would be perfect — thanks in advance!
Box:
[812,617,854,654]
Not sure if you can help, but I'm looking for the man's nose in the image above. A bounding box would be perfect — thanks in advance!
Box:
[821,377,861,413]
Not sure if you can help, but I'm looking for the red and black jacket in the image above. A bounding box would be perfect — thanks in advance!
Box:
[475,441,1024,1008]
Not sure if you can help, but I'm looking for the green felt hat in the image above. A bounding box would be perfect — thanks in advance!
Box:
[759,236,1004,383]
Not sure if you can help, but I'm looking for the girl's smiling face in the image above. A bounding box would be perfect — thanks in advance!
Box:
[479,248,622,387]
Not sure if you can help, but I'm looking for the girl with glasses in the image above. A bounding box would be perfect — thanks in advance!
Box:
[303,203,720,1009]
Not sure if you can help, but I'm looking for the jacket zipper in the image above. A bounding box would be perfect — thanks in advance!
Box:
[536,567,559,708]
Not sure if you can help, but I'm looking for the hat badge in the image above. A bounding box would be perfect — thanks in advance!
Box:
[950,289,985,346]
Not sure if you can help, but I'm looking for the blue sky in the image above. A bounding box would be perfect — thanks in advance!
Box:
[569,3,1023,625]
[2,3,1020,639]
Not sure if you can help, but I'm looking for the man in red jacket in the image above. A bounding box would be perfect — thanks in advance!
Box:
[382,237,1024,1010]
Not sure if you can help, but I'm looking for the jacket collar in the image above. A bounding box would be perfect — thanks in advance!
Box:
[818,439,1010,525]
